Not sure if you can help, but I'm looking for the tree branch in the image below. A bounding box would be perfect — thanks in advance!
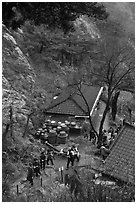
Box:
[111,67,134,94]
[72,84,98,135]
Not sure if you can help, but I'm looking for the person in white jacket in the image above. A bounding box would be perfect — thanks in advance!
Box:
[72,145,80,162]
[66,147,75,169]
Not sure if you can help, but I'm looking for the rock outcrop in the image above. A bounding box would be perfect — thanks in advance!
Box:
[2,25,50,201]
[2,24,37,130]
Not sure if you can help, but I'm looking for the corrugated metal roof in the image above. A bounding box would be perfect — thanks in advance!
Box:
[100,123,135,184]
[46,85,100,116]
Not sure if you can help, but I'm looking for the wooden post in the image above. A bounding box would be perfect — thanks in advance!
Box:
[41,177,42,187]
[59,168,61,182]
[17,185,19,195]
[61,166,64,183]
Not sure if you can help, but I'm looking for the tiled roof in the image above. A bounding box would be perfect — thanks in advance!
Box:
[46,85,100,116]
[47,99,86,116]
[100,123,135,184]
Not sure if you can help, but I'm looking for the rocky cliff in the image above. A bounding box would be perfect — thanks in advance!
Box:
[2,25,51,201]
[3,24,35,128]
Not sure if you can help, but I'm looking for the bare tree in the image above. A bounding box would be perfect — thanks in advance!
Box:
[88,36,135,146]
[68,81,98,139]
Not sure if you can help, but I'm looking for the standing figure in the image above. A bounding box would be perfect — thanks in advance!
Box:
[100,145,110,160]
[89,129,97,144]
[72,145,80,162]
[40,151,46,170]
[108,127,114,138]
[66,147,75,169]
[33,158,41,177]
[47,149,54,165]
[102,135,109,148]
[82,119,90,139]
[27,163,34,186]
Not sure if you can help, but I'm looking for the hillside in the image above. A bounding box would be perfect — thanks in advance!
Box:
[2,2,135,202]
[2,24,54,201]
[2,22,79,202]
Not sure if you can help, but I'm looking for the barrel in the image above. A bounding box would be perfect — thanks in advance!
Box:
[57,131,67,144]
[48,130,57,144]
[45,119,51,127]
[53,128,57,131]
[56,126,62,134]
[51,120,57,128]
[65,121,70,127]
[70,122,76,127]
[61,124,68,132]
[58,121,62,126]
[69,123,81,136]
[41,133,48,143]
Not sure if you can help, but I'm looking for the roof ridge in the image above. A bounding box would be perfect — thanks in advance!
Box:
[46,97,70,111]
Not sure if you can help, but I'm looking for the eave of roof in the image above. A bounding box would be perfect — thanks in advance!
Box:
[100,123,135,184]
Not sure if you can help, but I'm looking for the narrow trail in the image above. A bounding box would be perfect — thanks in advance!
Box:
[10,136,102,199]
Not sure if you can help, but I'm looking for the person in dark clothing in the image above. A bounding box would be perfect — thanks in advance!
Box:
[89,129,97,144]
[33,158,41,177]
[82,119,90,139]
[117,124,122,133]
[102,135,109,148]
[40,151,46,170]
[100,145,110,160]
[46,149,54,165]
[108,127,114,137]
[27,163,34,186]
[66,147,75,169]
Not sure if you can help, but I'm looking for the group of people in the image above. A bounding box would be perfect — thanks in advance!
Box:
[81,118,123,148]
[101,123,123,148]
[100,124,124,160]
[27,149,54,186]
[27,144,80,186]
[66,145,80,169]
[81,119,97,144]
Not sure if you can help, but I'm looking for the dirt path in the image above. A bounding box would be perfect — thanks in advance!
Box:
[9,135,102,201]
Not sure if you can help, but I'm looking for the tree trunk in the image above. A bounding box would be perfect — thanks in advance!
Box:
[97,105,109,147]
[112,107,117,121]
[128,108,132,124]
[3,123,10,139]
[2,123,10,152]
[97,92,111,147]
[10,120,13,137]
[97,86,113,147]
[88,113,98,137]
[111,91,120,121]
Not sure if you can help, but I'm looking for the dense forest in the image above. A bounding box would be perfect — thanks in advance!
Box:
[2,2,135,202]
[2,2,108,31]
